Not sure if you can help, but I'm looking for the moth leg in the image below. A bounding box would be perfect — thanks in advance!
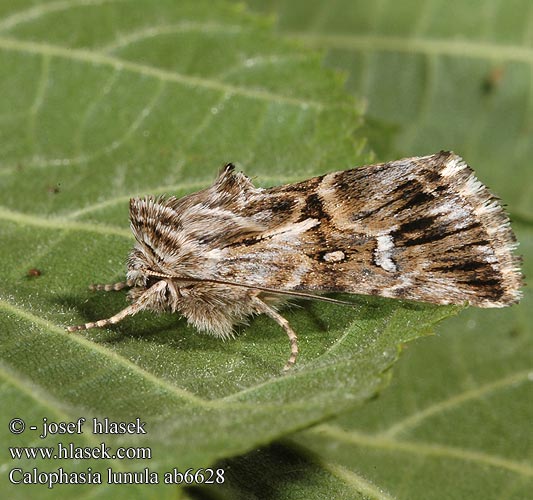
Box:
[253,297,298,372]
[89,279,134,292]
[67,280,166,332]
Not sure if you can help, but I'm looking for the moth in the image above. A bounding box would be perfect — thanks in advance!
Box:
[68,152,522,370]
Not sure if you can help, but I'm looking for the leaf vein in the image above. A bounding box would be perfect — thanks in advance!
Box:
[0,0,127,32]
[312,425,533,478]
[287,32,533,65]
[100,22,246,53]
[0,35,325,109]
[380,369,533,438]
[0,206,131,238]
[323,462,396,500]
[0,297,208,407]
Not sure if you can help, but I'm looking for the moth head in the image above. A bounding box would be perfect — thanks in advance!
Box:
[127,196,208,285]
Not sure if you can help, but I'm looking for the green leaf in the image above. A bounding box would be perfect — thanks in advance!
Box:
[0,1,454,497]
[196,442,380,500]
[247,0,533,218]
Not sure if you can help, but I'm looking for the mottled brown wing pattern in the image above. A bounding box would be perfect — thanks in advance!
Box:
[216,152,521,307]
[69,152,522,370]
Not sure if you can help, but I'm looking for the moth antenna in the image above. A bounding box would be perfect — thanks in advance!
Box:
[253,297,298,372]
[158,274,357,307]
[89,280,134,292]
[67,281,166,332]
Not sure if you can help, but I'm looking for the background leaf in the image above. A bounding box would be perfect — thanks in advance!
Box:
[0,1,457,498]
[203,0,532,498]
[247,0,533,218]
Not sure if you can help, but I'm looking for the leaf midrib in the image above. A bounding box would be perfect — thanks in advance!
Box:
[285,32,533,65]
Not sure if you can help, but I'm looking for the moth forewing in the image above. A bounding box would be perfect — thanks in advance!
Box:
[68,153,522,370]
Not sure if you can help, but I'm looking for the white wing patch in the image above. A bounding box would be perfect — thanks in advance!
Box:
[323,250,346,262]
[374,234,397,273]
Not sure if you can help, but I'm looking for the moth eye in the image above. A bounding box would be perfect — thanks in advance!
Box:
[146,276,160,288]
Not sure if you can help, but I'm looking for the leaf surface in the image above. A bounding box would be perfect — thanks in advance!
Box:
[0,1,455,497]
[248,0,533,217]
